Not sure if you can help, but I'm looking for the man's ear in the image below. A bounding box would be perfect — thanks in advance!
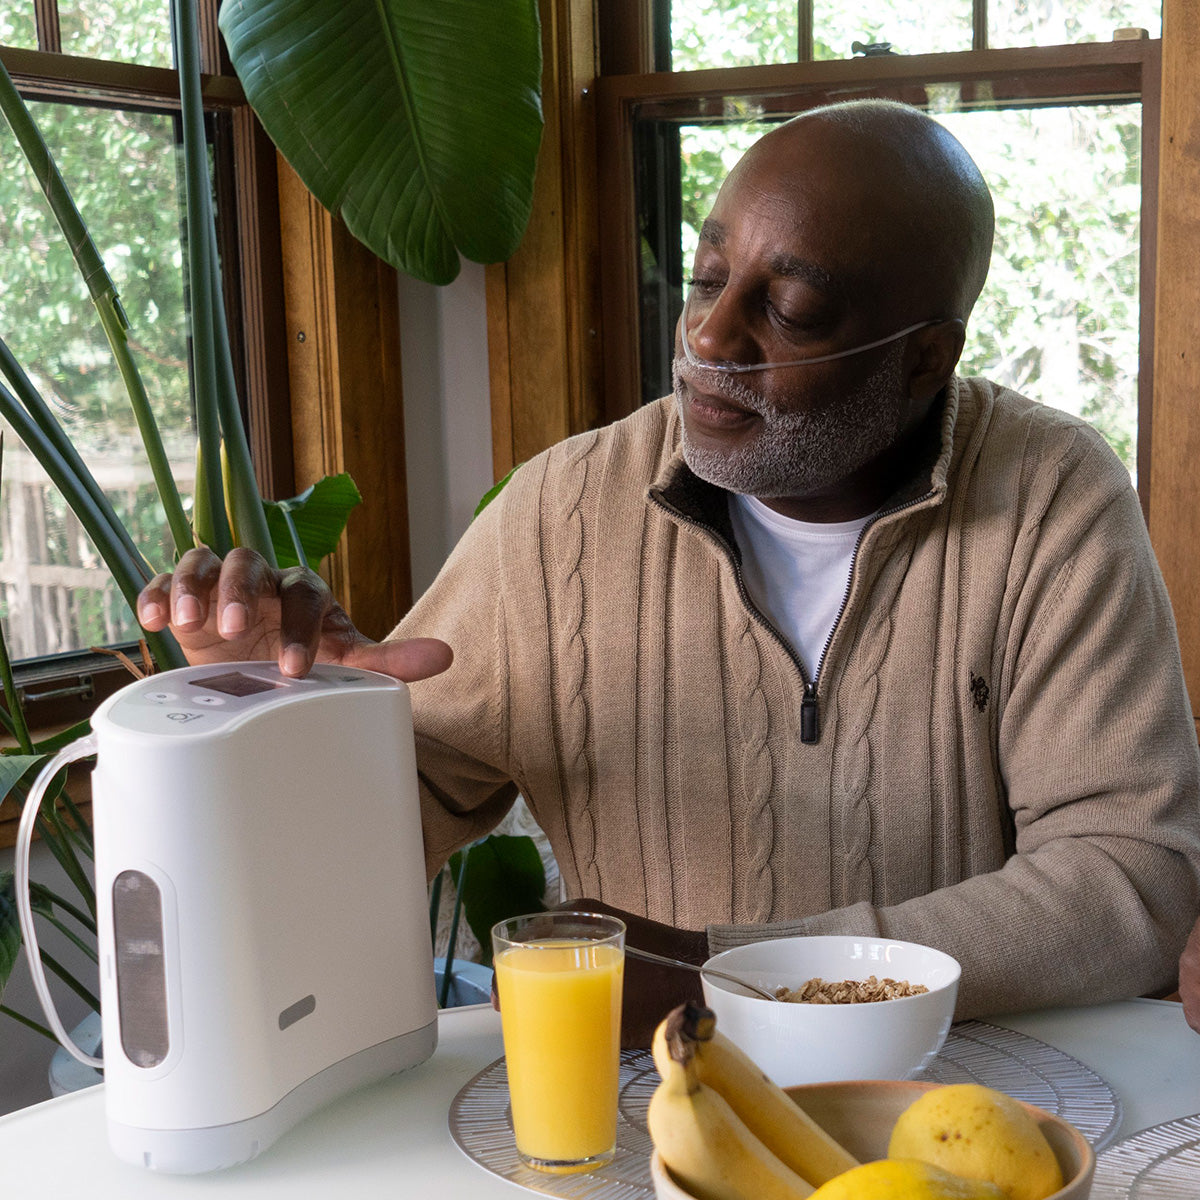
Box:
[907,319,966,404]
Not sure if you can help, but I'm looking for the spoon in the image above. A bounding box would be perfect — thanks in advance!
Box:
[624,945,778,1002]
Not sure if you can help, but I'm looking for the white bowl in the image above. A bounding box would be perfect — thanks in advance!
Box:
[701,935,960,1087]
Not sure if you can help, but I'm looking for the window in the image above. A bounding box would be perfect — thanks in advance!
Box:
[0,0,289,723]
[596,2,1161,493]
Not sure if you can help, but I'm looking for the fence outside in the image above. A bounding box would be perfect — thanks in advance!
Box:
[0,431,193,661]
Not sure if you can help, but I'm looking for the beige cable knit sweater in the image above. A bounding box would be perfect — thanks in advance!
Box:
[396,376,1200,1018]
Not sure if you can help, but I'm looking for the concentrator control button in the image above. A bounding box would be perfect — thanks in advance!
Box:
[144,691,178,703]
[191,694,226,706]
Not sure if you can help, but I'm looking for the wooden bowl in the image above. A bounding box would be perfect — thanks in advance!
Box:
[649,1079,1094,1199]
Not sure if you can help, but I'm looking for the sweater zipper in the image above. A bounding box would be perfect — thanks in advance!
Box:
[650,485,936,745]
[800,487,936,742]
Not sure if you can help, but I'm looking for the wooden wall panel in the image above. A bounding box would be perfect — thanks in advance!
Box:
[487,0,603,480]
[276,158,412,640]
[1149,0,1200,720]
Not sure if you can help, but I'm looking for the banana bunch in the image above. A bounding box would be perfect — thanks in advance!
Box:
[646,1003,859,1200]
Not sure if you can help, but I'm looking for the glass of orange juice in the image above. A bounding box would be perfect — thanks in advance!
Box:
[491,911,626,1173]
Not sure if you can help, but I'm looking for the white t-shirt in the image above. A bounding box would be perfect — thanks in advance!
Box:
[728,493,872,682]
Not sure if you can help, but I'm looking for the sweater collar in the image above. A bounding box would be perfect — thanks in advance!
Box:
[649,376,962,532]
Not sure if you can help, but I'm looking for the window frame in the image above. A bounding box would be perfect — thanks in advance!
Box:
[595,38,1161,511]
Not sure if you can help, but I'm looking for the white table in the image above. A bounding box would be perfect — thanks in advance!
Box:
[2,999,1198,1196]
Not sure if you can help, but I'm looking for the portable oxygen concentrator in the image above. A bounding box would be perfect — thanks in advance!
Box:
[15,661,438,1173]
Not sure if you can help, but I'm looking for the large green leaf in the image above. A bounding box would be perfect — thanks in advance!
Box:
[263,472,363,569]
[219,0,544,285]
[449,834,546,967]
[0,753,45,811]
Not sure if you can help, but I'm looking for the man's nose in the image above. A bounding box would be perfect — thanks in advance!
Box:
[684,289,759,367]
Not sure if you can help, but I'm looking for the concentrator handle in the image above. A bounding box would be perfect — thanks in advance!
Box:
[14,734,104,1070]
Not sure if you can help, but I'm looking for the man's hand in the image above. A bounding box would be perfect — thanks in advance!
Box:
[137,546,452,682]
[561,898,708,1049]
[1180,916,1200,1034]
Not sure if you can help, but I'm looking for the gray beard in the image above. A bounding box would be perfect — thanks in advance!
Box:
[671,341,908,499]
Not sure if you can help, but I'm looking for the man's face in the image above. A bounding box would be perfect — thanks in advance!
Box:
[671,128,924,511]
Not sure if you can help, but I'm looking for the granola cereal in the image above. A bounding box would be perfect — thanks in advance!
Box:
[774,974,929,1004]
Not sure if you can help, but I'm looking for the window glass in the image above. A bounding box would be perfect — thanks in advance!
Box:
[989,0,1160,48]
[638,99,1141,477]
[59,0,173,68]
[0,4,38,49]
[939,104,1141,476]
[670,1,799,71]
[814,1,972,60]
[0,99,194,659]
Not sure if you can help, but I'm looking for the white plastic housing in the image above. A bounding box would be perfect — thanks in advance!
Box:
[88,662,437,1171]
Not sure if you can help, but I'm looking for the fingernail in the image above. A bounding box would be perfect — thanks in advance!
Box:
[139,601,164,624]
[219,603,248,636]
[282,644,308,676]
[174,596,201,624]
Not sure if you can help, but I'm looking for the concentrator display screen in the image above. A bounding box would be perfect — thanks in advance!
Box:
[192,671,282,697]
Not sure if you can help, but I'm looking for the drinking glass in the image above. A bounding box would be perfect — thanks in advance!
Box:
[491,911,626,1173]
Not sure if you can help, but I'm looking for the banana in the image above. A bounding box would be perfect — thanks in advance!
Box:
[652,1004,859,1188]
[647,1013,815,1200]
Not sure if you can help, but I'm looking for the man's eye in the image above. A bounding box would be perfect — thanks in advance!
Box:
[769,302,833,336]
[685,276,724,295]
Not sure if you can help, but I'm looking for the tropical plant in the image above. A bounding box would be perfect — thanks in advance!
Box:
[0,0,551,1033]
[0,0,360,1040]
[218,0,545,285]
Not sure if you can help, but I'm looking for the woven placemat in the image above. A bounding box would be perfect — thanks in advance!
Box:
[448,1019,1121,1199]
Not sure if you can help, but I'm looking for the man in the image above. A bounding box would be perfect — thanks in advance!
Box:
[1182,918,1200,1034]
[137,100,1200,1043]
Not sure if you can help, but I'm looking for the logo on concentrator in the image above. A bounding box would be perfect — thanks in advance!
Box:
[166,711,202,722]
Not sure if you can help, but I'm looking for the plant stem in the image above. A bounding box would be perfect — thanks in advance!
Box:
[0,378,187,671]
[0,340,151,583]
[0,59,193,559]
[439,852,471,1007]
[209,227,276,563]
[0,601,34,754]
[40,949,100,1014]
[56,790,95,857]
[30,883,97,938]
[31,908,99,965]
[428,869,444,947]
[34,806,97,923]
[0,1004,57,1043]
[172,0,233,556]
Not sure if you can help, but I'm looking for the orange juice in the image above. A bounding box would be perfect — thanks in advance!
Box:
[494,939,625,1169]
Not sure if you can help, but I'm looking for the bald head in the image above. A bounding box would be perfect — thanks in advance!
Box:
[738,100,995,323]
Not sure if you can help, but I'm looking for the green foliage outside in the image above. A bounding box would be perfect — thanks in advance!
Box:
[1,0,193,657]
[667,0,1158,475]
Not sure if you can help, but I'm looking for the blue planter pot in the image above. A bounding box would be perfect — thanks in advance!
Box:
[434,957,493,1007]
[49,1011,103,1096]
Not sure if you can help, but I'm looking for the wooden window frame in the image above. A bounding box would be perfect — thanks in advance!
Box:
[594,38,1162,504]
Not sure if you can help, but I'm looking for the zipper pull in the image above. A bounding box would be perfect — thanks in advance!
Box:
[801,686,820,744]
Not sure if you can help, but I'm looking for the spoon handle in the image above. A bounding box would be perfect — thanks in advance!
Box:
[624,945,777,1002]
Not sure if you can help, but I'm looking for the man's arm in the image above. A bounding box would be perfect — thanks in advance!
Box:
[136,545,452,682]
[1181,917,1200,1034]
[710,456,1200,1018]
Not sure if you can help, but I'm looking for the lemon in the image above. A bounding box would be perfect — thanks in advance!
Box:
[887,1084,1064,1200]
[809,1158,1005,1198]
